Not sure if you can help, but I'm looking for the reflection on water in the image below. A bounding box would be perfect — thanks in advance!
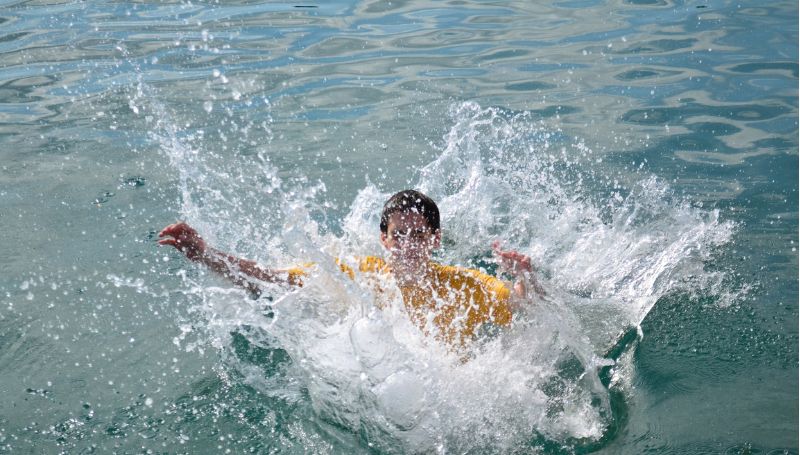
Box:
[0,0,796,453]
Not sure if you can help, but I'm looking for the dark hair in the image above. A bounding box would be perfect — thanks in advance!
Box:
[380,190,440,233]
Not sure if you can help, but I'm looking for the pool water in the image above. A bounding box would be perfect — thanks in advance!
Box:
[0,1,796,453]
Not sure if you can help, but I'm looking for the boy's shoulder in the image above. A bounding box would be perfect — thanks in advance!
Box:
[430,261,490,279]
[342,257,508,297]
[429,263,509,295]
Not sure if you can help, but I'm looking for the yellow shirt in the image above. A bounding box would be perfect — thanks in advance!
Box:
[288,256,513,347]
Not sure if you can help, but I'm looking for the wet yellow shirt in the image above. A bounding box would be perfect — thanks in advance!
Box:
[288,256,513,347]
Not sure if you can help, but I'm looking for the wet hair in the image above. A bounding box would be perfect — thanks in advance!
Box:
[380,190,440,233]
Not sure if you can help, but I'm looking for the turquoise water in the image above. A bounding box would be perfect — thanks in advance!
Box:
[0,0,797,453]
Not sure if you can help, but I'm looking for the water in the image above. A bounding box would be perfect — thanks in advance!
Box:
[0,0,796,453]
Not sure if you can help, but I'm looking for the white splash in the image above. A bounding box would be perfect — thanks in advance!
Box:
[152,99,738,452]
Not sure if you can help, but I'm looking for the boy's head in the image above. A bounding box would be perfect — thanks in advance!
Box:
[379,190,441,274]
[380,190,440,234]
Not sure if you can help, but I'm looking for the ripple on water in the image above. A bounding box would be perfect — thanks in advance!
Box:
[725,445,799,455]
[727,61,799,78]
[505,80,557,91]
[623,0,670,5]
[582,38,698,56]
[684,121,741,136]
[300,37,379,58]
[614,68,683,81]
[674,178,744,201]
[92,191,115,206]
[476,48,530,63]
[119,176,146,188]
[0,312,51,376]
[0,76,54,104]
[673,150,776,166]
[636,293,796,389]
[620,102,792,125]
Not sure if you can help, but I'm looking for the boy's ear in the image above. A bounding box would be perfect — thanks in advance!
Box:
[432,230,442,249]
[380,231,390,249]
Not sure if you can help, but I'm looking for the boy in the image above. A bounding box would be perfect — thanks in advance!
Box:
[158,190,541,347]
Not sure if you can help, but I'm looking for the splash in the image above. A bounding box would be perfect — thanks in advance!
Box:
[150,98,737,452]
[415,102,737,351]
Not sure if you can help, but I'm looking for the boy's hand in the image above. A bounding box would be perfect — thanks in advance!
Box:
[491,241,532,278]
[158,222,206,260]
[492,241,545,300]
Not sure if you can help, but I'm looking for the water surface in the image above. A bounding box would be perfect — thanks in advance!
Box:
[0,0,797,453]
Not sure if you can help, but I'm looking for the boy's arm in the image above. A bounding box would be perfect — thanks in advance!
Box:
[158,222,303,294]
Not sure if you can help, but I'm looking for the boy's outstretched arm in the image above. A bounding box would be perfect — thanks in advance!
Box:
[158,222,302,294]
[491,241,545,300]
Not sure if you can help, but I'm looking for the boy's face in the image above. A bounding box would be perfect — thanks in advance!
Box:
[380,212,441,273]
